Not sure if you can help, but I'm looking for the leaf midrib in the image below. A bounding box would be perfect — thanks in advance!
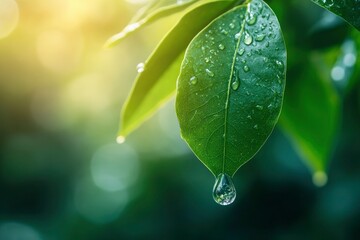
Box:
[221,4,250,174]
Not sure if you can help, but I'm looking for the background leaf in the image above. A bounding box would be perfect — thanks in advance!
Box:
[279,53,340,181]
[105,0,199,47]
[176,0,286,177]
[311,0,360,31]
[119,0,234,138]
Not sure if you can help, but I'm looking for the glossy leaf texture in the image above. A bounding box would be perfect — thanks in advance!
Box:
[311,0,360,31]
[176,0,287,177]
[118,0,234,138]
[105,0,198,47]
[279,54,340,177]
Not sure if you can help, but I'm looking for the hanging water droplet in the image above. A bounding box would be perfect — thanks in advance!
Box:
[218,44,225,50]
[206,69,214,77]
[255,34,266,42]
[238,48,245,56]
[256,105,263,110]
[246,13,257,25]
[231,79,240,90]
[190,76,197,85]
[243,65,250,72]
[229,22,235,29]
[244,31,253,45]
[136,62,145,73]
[212,173,236,206]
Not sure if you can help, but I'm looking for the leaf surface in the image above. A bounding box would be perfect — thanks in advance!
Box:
[311,0,360,31]
[119,0,234,138]
[176,0,286,176]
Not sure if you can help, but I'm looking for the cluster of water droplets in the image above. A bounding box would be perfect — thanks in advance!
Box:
[212,173,236,205]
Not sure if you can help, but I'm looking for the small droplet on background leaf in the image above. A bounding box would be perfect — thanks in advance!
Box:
[136,62,145,73]
[312,171,328,187]
[116,136,126,144]
[212,173,236,206]
[190,76,197,85]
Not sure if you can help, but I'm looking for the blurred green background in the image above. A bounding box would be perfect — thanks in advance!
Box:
[0,0,360,239]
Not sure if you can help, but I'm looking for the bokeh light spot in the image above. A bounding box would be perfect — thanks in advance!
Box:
[91,143,139,192]
[0,222,42,240]
[0,0,19,39]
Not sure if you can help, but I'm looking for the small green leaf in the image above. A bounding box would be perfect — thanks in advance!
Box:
[279,54,340,177]
[119,0,234,138]
[176,0,286,177]
[105,0,199,47]
[311,0,360,31]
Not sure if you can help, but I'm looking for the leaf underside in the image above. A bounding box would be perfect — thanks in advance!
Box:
[176,0,287,177]
[311,0,360,31]
[119,0,234,137]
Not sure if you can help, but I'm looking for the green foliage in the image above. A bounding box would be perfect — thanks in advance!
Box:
[108,0,360,181]
[311,0,360,31]
[176,0,286,177]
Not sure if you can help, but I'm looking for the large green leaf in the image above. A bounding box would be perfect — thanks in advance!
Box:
[105,0,199,47]
[176,0,286,177]
[118,0,234,139]
[311,0,360,31]
[279,53,340,184]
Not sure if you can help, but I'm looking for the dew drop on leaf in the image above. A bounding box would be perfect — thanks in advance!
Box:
[136,62,145,73]
[218,44,225,50]
[243,65,250,72]
[116,136,126,144]
[206,68,214,77]
[244,31,253,45]
[238,48,245,56]
[246,13,257,25]
[256,105,263,110]
[231,79,240,90]
[255,34,266,42]
[212,173,236,206]
[190,76,197,85]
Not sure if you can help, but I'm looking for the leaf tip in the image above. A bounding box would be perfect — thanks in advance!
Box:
[116,135,126,144]
[312,171,328,187]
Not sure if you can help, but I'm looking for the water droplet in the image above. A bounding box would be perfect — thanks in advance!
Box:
[247,115,252,119]
[218,44,225,50]
[136,62,145,73]
[190,76,197,85]
[260,23,267,30]
[243,65,250,72]
[232,79,240,90]
[229,22,235,29]
[276,60,284,69]
[312,171,328,187]
[116,136,125,144]
[255,34,266,42]
[246,52,252,57]
[268,103,273,109]
[205,57,210,63]
[244,31,253,45]
[206,69,214,77]
[265,42,270,47]
[212,173,236,206]
[256,105,263,110]
[241,59,246,64]
[263,57,269,63]
[238,48,245,56]
[221,29,228,35]
[234,32,241,40]
[246,13,257,25]
[253,124,258,129]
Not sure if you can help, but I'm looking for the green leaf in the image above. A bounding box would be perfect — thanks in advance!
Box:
[311,0,360,31]
[279,54,340,178]
[118,0,234,138]
[176,0,286,177]
[105,0,199,47]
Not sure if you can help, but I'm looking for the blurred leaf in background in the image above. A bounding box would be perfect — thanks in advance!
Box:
[0,0,360,239]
